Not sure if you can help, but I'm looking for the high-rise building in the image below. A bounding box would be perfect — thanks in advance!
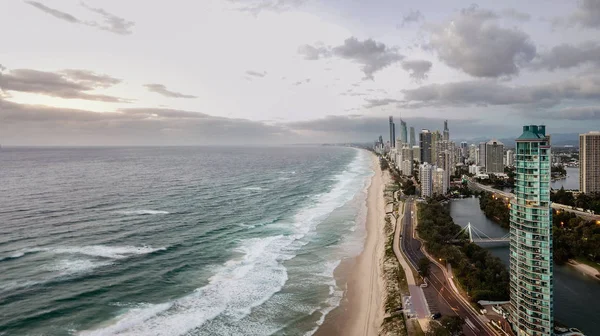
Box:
[389,116,396,148]
[401,144,414,176]
[485,139,505,173]
[420,163,433,197]
[460,141,468,159]
[400,120,408,144]
[478,142,487,167]
[420,130,432,164]
[443,120,450,141]
[468,144,477,163]
[431,131,441,162]
[413,145,421,163]
[509,125,553,336]
[506,149,514,167]
[409,127,416,147]
[580,131,600,193]
[475,148,480,166]
[433,167,448,195]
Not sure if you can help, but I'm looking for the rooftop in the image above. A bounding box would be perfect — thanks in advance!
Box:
[517,125,547,141]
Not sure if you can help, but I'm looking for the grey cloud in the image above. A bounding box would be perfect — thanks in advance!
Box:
[245,70,267,77]
[25,1,134,35]
[502,8,531,22]
[399,10,424,27]
[401,72,600,108]
[298,44,331,60]
[293,78,311,86]
[25,1,80,23]
[568,0,600,29]
[144,84,197,99]
[0,67,129,102]
[59,69,122,88]
[364,98,403,108]
[80,2,135,35]
[0,99,292,146]
[530,42,600,71]
[299,37,404,79]
[228,0,306,15]
[541,106,600,120]
[401,60,432,81]
[429,5,536,77]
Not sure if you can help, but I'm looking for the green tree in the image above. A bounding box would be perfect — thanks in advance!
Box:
[440,316,465,335]
[418,257,431,277]
[425,322,450,336]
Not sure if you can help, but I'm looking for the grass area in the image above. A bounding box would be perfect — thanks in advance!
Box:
[411,319,426,336]
[380,209,409,336]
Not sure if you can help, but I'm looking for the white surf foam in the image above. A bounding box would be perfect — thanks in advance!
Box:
[28,245,166,260]
[79,149,373,336]
[46,259,113,275]
[79,235,294,336]
[241,187,265,191]
[116,210,169,215]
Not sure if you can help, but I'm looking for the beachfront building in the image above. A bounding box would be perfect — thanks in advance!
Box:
[580,131,600,193]
[400,144,414,176]
[409,127,416,147]
[420,163,433,198]
[400,120,408,144]
[485,139,505,174]
[509,125,553,336]
[443,120,450,141]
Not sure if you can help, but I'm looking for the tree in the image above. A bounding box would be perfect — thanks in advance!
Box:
[418,257,431,277]
[426,322,450,336]
[440,316,465,335]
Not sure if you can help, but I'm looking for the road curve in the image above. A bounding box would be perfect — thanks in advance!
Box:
[401,199,497,336]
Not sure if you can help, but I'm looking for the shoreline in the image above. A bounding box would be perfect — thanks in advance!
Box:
[315,153,386,336]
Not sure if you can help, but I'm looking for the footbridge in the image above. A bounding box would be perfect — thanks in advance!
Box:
[450,223,510,245]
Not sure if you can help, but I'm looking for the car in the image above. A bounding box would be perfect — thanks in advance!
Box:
[431,312,442,320]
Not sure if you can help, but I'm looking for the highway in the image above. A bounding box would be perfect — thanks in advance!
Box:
[467,179,600,221]
[401,199,497,336]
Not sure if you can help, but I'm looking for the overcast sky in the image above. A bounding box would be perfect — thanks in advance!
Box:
[1,0,600,145]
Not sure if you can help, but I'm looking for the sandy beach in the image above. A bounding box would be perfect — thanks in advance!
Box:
[316,153,387,336]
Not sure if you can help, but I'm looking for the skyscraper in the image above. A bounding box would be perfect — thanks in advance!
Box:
[400,120,408,144]
[509,125,553,336]
[443,120,450,141]
[485,139,505,173]
[420,129,432,164]
[506,149,514,167]
[579,131,600,193]
[420,163,433,197]
[409,127,416,147]
[478,142,487,167]
[389,116,396,148]
[460,141,468,161]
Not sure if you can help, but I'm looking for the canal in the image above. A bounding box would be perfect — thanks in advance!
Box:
[551,167,580,190]
[450,197,600,334]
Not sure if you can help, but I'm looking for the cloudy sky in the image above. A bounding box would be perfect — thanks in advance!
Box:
[1,0,600,145]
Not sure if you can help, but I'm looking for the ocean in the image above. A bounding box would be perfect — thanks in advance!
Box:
[0,146,374,336]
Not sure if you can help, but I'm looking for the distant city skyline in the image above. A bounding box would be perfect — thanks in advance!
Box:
[2,0,600,145]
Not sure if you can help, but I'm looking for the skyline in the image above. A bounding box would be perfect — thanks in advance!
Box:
[2,0,600,145]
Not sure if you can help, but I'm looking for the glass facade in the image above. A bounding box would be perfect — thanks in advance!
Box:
[509,125,553,336]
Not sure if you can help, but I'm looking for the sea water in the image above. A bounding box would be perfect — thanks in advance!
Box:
[0,146,373,336]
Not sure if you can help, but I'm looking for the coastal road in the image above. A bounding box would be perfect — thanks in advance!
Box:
[401,199,497,336]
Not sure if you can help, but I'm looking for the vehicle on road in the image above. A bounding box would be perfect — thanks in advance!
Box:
[431,312,441,320]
